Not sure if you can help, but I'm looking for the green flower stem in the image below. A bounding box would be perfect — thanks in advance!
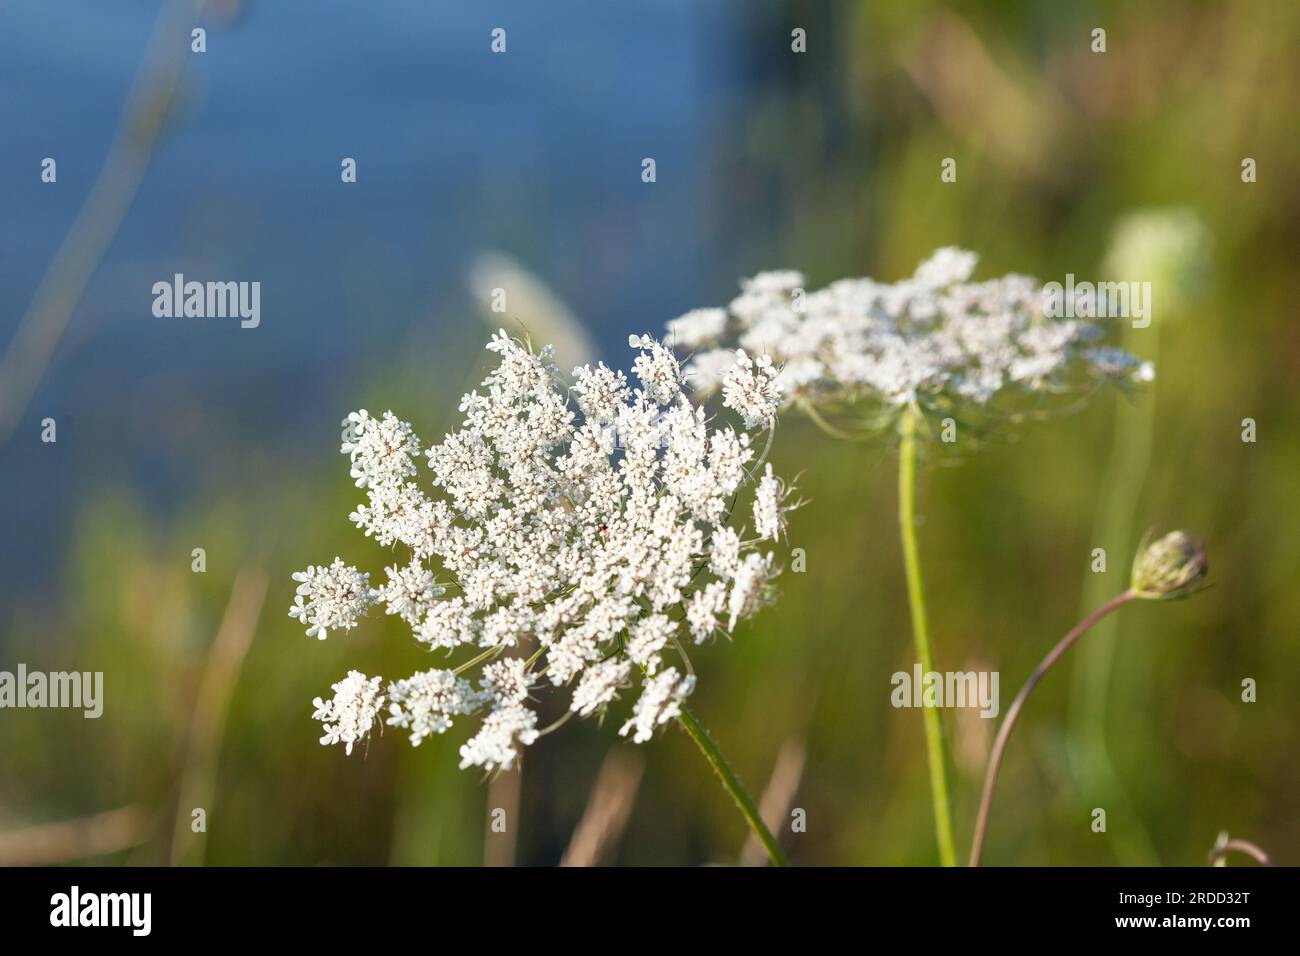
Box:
[969,588,1137,867]
[677,704,789,867]
[898,404,958,867]
[1067,321,1162,864]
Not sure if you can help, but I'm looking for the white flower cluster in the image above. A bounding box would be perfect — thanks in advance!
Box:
[292,331,794,772]
[671,247,1154,411]
[289,559,378,640]
[312,671,385,755]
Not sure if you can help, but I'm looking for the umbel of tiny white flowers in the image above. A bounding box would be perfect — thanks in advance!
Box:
[669,247,1155,438]
[291,331,796,775]
[670,247,1160,869]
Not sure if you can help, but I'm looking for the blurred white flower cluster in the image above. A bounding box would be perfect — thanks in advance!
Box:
[670,247,1153,414]
[292,331,794,770]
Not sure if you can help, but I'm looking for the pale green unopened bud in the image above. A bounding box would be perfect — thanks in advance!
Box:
[1103,208,1212,320]
[1131,530,1208,599]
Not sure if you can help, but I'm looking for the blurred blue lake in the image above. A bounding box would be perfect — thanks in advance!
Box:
[0,0,796,602]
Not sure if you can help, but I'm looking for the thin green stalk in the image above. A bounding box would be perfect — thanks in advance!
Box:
[454,645,505,676]
[1067,324,1161,865]
[677,705,789,867]
[898,404,957,867]
[970,589,1137,866]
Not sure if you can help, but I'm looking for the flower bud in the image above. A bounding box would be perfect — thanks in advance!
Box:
[1131,530,1208,599]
